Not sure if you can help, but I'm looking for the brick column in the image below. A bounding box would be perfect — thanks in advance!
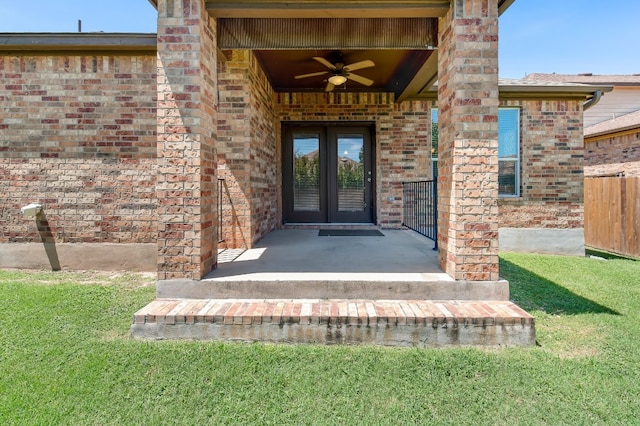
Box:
[437,0,500,281]
[156,0,218,280]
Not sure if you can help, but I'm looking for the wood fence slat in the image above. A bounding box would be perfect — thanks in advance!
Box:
[584,176,640,258]
[626,178,639,256]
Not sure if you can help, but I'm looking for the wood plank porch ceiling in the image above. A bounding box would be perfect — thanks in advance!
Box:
[217,17,438,100]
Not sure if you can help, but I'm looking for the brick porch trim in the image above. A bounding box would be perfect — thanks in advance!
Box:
[132,298,535,347]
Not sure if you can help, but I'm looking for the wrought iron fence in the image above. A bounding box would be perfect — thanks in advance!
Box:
[402,180,437,249]
[217,178,225,243]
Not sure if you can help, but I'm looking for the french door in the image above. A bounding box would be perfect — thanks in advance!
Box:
[283,124,374,223]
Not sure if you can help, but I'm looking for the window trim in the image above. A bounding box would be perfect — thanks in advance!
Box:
[498,107,521,197]
[430,107,521,197]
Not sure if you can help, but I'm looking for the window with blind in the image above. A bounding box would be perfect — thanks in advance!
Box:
[497,108,520,197]
[293,136,321,211]
[431,107,521,197]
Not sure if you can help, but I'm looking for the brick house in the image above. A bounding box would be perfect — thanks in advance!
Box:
[584,110,640,177]
[525,73,640,177]
[0,0,612,344]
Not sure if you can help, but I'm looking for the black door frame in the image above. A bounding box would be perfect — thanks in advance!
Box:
[282,122,376,224]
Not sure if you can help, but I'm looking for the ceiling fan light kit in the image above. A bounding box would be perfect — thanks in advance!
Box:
[328,75,348,86]
[294,51,375,92]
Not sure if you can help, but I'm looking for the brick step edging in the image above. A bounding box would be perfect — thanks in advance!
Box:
[133,298,534,327]
[131,299,535,347]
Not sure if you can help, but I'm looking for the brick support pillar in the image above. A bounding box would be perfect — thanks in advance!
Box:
[156,0,218,280]
[437,0,500,281]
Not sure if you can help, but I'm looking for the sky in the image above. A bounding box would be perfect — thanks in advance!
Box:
[1,0,638,79]
[499,0,640,78]
[0,0,157,33]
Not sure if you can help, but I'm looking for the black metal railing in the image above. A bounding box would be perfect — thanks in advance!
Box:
[402,180,437,249]
[217,178,225,243]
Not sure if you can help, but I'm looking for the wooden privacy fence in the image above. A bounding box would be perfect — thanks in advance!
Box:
[584,176,640,258]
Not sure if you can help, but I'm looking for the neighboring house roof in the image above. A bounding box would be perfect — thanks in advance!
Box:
[585,109,640,139]
[525,73,640,86]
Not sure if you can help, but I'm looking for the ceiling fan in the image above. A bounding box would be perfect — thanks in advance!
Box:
[294,51,375,92]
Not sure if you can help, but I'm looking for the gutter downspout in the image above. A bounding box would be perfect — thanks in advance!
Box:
[584,90,603,111]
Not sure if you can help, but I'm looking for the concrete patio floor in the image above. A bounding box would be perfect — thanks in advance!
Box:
[210,228,445,281]
[156,228,509,301]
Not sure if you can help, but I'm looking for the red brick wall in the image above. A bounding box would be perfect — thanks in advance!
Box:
[585,131,640,177]
[276,93,431,228]
[0,158,156,243]
[499,99,585,229]
[437,0,500,281]
[0,55,155,159]
[217,50,277,249]
[156,0,219,279]
[217,51,252,248]
[0,53,157,245]
[248,53,278,241]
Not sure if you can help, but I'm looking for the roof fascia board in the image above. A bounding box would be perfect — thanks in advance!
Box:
[498,0,516,16]
[586,127,640,142]
[407,85,613,102]
[206,0,450,18]
[498,92,608,100]
[596,82,640,87]
[156,0,516,18]
[0,33,157,53]
[498,84,613,96]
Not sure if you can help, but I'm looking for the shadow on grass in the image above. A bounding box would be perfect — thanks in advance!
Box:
[586,248,638,262]
[500,258,620,316]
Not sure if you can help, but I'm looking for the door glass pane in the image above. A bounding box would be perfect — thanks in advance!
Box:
[499,159,518,196]
[293,136,320,211]
[337,135,365,212]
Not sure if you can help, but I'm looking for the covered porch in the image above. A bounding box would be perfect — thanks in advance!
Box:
[134,0,536,346]
[154,0,512,282]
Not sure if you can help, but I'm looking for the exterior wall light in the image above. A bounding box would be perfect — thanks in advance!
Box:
[21,203,43,217]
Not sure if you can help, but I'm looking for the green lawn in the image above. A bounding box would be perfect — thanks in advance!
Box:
[1,253,639,425]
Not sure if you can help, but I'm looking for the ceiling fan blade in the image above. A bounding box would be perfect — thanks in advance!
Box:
[325,82,335,92]
[347,73,374,86]
[294,71,328,80]
[344,60,375,72]
[313,56,337,70]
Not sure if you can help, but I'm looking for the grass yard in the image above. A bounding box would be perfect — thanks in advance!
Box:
[1,253,639,425]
